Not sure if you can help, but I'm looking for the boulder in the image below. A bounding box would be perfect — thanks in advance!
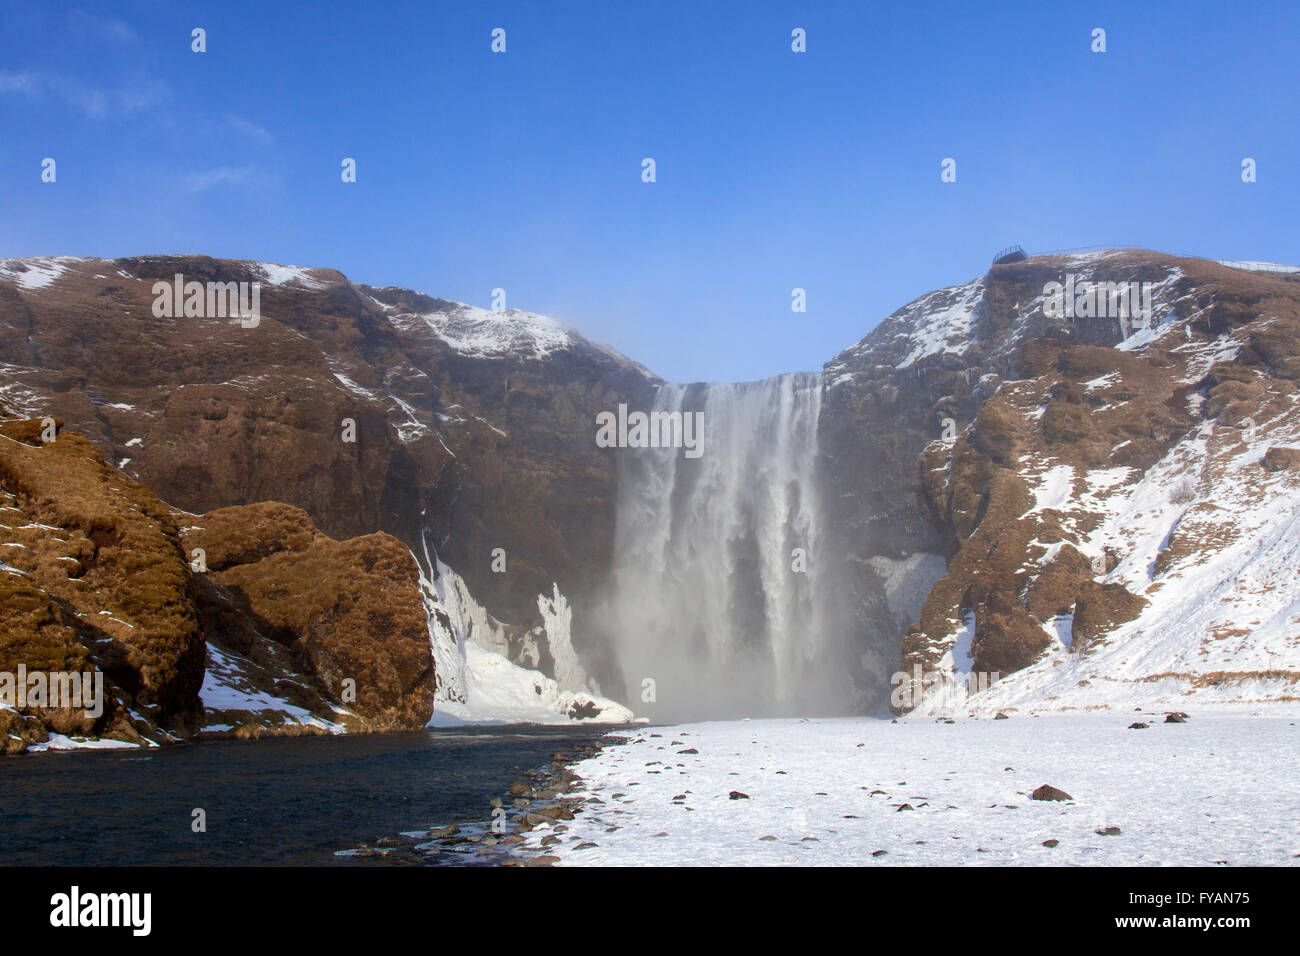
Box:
[1031,784,1073,802]
[1263,446,1300,472]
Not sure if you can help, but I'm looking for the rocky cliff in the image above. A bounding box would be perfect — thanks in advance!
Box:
[4,248,1297,729]
[818,250,1300,713]
[0,255,658,673]
[0,417,434,752]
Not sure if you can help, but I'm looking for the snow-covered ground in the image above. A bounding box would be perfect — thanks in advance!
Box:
[894,279,985,369]
[522,713,1300,866]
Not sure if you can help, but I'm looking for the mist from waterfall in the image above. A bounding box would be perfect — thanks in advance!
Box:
[597,372,860,721]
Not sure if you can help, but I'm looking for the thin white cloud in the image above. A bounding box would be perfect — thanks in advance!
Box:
[184,166,273,193]
[0,70,173,118]
[69,9,140,44]
[0,71,39,93]
[226,114,274,146]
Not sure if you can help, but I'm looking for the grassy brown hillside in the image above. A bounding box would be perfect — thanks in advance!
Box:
[0,417,435,752]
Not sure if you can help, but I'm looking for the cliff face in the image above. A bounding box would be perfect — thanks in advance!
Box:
[815,257,1116,701]
[0,418,435,751]
[4,249,1296,727]
[819,251,1300,712]
[0,256,657,648]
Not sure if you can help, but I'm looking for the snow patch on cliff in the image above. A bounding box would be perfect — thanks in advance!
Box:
[896,279,984,369]
[384,301,578,361]
[540,584,597,694]
[0,256,84,291]
[200,645,348,734]
[257,263,328,289]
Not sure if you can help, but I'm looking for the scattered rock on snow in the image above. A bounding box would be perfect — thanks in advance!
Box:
[1263,446,1300,472]
[1031,784,1073,801]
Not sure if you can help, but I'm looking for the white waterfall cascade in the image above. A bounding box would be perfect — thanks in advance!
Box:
[599,372,855,721]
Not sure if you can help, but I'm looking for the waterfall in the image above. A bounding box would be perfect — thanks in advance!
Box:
[598,372,857,721]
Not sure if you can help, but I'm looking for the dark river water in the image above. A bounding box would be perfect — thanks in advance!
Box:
[0,726,613,866]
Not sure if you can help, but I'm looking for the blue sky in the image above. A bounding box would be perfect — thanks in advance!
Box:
[2,1,1297,383]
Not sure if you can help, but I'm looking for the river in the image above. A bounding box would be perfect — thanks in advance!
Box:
[0,725,613,866]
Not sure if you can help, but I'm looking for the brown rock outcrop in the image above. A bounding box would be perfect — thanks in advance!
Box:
[187,519,434,731]
[1072,582,1148,654]
[0,416,435,751]
[1263,446,1300,472]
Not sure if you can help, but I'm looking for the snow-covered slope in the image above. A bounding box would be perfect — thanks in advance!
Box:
[199,645,351,736]
[914,402,1300,716]
[898,251,1300,716]
[385,301,576,361]
[363,285,655,376]
[0,256,87,290]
